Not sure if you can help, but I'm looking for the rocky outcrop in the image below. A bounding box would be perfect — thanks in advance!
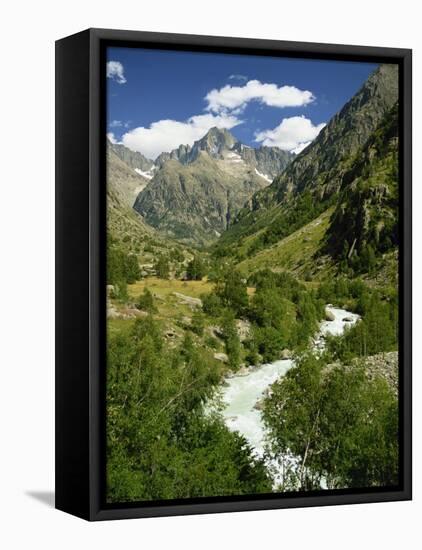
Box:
[325,351,398,394]
[253,399,264,411]
[188,127,237,161]
[107,302,148,320]
[172,292,202,309]
[359,351,398,394]
[236,319,251,342]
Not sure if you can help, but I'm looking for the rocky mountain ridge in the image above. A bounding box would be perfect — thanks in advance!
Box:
[252,64,399,209]
[133,150,270,246]
[155,126,292,180]
[215,64,399,264]
[131,127,293,246]
[110,142,155,174]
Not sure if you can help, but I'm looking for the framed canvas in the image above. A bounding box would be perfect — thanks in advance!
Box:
[55,28,412,521]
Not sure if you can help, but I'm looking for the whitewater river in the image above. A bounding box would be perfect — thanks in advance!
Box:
[219,306,360,461]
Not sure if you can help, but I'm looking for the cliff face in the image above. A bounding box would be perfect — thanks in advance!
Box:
[253,64,399,208]
[324,103,399,262]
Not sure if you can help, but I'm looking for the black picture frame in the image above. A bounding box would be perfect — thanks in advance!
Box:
[55,28,412,521]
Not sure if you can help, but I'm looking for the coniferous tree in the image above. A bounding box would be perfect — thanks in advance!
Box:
[186,256,206,280]
[136,288,157,313]
[154,255,170,279]
[216,270,248,316]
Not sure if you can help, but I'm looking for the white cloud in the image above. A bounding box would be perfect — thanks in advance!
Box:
[122,112,241,160]
[254,116,325,152]
[107,132,118,144]
[205,79,314,114]
[228,74,248,82]
[109,120,123,128]
[107,61,126,84]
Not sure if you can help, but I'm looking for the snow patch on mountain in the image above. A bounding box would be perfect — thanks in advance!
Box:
[135,167,156,180]
[226,152,244,163]
[254,168,272,183]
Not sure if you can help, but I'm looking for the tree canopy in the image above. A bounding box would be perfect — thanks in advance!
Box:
[263,354,398,491]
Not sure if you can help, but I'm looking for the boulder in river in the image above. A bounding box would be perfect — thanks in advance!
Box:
[237,365,250,376]
[281,348,292,360]
[325,308,336,321]
[342,316,353,322]
[253,399,264,411]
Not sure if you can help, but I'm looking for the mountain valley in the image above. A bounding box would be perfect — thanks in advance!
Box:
[105,62,400,502]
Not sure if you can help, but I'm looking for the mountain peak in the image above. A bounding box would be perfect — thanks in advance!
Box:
[204,126,234,138]
[153,124,292,178]
[194,127,237,156]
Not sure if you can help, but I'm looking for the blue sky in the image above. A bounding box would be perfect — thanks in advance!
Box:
[106,46,378,160]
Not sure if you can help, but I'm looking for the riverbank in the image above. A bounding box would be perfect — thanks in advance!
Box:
[217,306,360,462]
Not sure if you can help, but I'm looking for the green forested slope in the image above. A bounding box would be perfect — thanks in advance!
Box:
[323,103,399,273]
